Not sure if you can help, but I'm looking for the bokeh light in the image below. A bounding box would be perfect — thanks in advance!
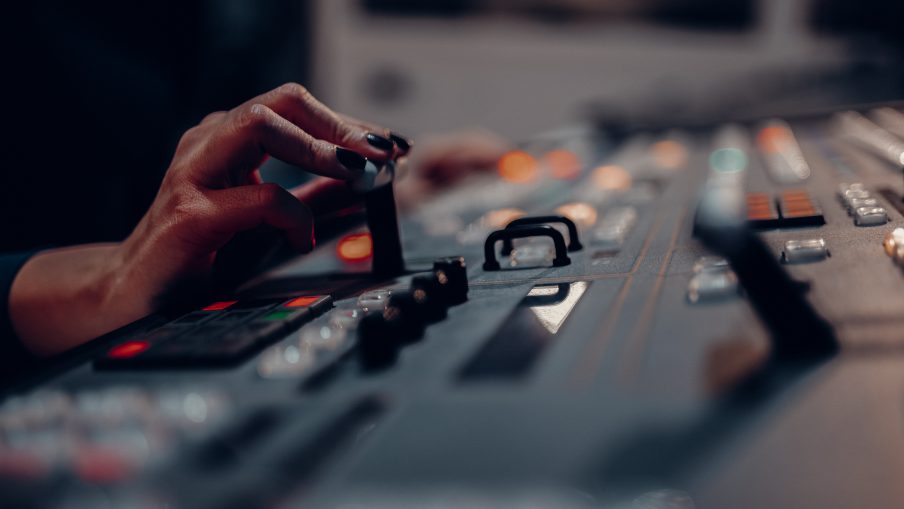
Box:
[555,202,598,228]
[543,149,582,180]
[591,165,632,191]
[498,150,539,183]
[652,140,688,170]
[336,233,373,263]
[709,147,747,173]
[480,208,526,229]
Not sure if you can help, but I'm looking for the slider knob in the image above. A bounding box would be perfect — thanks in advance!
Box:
[357,311,399,371]
[385,292,427,343]
[433,256,469,305]
[410,275,448,323]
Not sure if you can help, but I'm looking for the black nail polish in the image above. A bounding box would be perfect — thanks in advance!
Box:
[389,132,412,152]
[366,133,394,151]
[336,147,367,171]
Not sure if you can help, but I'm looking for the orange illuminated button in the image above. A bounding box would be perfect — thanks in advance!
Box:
[284,296,323,308]
[778,190,824,226]
[107,340,151,359]
[745,193,779,226]
[202,300,238,311]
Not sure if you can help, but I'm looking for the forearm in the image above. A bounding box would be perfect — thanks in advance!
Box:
[8,243,150,356]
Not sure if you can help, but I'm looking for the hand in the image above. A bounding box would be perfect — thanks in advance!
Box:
[10,83,401,355]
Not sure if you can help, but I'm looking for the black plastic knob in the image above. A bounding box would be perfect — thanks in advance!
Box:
[410,275,448,323]
[384,292,427,343]
[357,311,399,371]
[433,256,469,305]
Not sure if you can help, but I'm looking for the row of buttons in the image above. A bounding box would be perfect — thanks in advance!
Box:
[96,296,331,369]
[838,183,888,226]
[746,190,825,229]
[0,387,228,482]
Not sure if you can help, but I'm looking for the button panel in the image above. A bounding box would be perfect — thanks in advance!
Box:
[96,296,332,369]
[746,191,824,229]
[839,183,889,227]
[777,190,825,227]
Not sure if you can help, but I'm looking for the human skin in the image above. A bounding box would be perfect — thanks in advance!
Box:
[8,83,404,356]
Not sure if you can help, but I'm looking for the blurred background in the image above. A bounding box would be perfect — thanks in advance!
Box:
[0,0,901,252]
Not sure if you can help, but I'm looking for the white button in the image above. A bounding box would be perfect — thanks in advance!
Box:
[509,242,554,267]
[842,188,871,205]
[846,197,879,214]
[593,206,637,249]
[687,270,739,303]
[783,238,828,263]
[838,182,865,195]
[854,206,888,226]
[357,289,392,312]
[692,256,730,273]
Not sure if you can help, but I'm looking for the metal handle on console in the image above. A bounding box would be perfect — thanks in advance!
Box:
[500,215,583,255]
[483,225,571,271]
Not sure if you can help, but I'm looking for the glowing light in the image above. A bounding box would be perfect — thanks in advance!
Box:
[543,149,581,180]
[554,202,598,228]
[591,165,632,191]
[498,150,538,183]
[652,140,688,170]
[709,148,747,173]
[107,340,150,359]
[757,125,792,153]
[284,296,322,308]
[480,208,526,229]
[202,300,237,311]
[336,233,373,263]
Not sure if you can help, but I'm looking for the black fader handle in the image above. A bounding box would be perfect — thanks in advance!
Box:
[500,215,583,255]
[483,225,571,271]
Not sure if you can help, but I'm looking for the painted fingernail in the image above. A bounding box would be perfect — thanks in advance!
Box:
[336,147,367,172]
[366,133,394,151]
[389,132,412,152]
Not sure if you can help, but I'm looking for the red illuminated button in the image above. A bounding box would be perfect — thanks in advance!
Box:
[202,300,238,311]
[284,296,322,308]
[107,340,150,359]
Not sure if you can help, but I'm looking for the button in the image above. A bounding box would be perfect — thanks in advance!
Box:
[410,275,448,323]
[846,197,880,214]
[593,206,637,249]
[107,341,151,359]
[778,190,824,227]
[357,289,392,312]
[384,292,426,343]
[201,300,238,311]
[210,309,260,325]
[689,256,738,303]
[841,188,870,204]
[854,206,888,226]
[782,238,828,263]
[282,295,332,315]
[746,192,779,227]
[509,242,554,267]
[433,256,468,304]
[257,308,311,329]
[692,256,730,273]
[884,228,904,265]
[356,311,399,371]
[172,311,214,326]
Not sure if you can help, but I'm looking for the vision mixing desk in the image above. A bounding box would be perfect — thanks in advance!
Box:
[4,104,904,509]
